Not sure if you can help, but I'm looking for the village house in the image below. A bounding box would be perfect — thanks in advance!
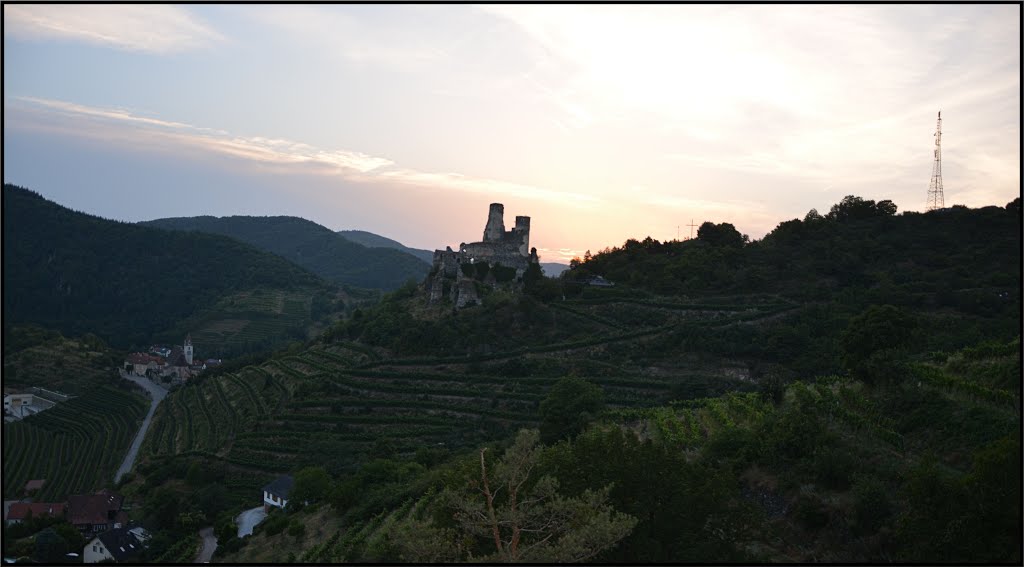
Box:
[125,353,166,376]
[4,393,34,417]
[263,475,294,511]
[148,345,172,358]
[5,502,66,526]
[83,526,147,564]
[68,490,127,535]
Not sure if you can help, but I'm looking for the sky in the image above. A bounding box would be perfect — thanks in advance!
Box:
[3,4,1020,262]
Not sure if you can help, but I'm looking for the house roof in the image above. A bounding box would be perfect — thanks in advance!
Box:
[95,528,143,562]
[127,353,164,365]
[7,502,65,521]
[262,475,294,499]
[68,491,123,526]
[24,479,46,491]
[126,353,149,365]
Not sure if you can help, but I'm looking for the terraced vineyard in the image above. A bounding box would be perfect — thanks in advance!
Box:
[161,287,333,358]
[141,293,791,487]
[3,386,148,501]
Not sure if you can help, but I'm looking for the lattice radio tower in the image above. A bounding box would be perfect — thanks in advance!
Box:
[927,110,944,211]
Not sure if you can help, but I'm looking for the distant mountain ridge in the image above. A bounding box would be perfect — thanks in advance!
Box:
[2,184,329,349]
[337,230,435,264]
[143,216,430,290]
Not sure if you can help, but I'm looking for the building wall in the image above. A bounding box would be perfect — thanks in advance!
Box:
[263,490,288,509]
[4,394,33,409]
[83,538,113,564]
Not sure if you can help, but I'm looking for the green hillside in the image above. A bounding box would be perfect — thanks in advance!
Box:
[116,196,1020,563]
[2,326,149,501]
[3,184,334,352]
[143,216,430,290]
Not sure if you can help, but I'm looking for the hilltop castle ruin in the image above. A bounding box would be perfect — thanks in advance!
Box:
[425,203,540,308]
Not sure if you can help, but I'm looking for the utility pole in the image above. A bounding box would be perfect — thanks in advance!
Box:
[927,110,944,211]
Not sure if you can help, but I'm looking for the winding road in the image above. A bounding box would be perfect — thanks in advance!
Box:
[236,506,267,538]
[195,526,218,563]
[114,370,169,484]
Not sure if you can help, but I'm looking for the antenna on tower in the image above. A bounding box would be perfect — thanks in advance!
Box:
[927,110,944,211]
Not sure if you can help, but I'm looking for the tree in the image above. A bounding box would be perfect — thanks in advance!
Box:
[825,195,896,222]
[840,304,916,381]
[447,429,636,562]
[32,527,69,564]
[195,483,228,518]
[697,222,744,248]
[876,199,898,216]
[539,377,605,444]
[290,466,332,507]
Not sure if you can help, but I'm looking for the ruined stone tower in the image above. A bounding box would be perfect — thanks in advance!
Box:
[483,203,505,241]
[425,203,540,308]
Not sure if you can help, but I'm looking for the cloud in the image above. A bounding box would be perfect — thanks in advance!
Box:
[3,5,224,53]
[244,5,447,70]
[483,5,1019,212]
[7,96,599,207]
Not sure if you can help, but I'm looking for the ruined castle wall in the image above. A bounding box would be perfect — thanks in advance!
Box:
[426,203,539,308]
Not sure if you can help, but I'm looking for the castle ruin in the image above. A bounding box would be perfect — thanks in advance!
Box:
[425,203,540,308]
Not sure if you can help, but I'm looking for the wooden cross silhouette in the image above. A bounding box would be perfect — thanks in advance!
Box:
[687,219,698,240]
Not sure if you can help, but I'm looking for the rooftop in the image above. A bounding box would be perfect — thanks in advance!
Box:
[262,475,294,499]
[95,528,144,562]
[7,502,65,521]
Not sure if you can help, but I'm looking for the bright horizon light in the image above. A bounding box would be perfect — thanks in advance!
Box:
[3,4,1019,260]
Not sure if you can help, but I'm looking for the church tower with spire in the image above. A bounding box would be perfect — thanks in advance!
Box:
[184,334,194,365]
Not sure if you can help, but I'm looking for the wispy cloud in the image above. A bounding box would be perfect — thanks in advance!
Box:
[3,5,224,53]
[7,96,599,207]
[244,6,446,70]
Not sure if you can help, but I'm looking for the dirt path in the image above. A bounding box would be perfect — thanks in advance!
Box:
[195,526,218,563]
[114,370,169,483]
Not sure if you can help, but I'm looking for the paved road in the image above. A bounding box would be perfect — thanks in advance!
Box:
[114,370,169,484]
[195,526,218,563]
[236,506,267,538]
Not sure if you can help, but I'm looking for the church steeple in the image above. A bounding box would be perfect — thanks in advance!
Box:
[184,334,194,365]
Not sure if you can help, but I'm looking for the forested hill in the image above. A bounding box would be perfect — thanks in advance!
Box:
[570,196,1021,307]
[143,216,430,290]
[2,184,328,349]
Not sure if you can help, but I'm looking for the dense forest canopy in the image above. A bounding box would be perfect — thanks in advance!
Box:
[2,184,330,350]
[142,216,429,291]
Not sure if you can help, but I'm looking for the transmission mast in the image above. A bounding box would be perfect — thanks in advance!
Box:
[927,110,944,211]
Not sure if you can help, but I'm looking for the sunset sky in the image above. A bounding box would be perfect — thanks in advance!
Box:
[4,4,1020,262]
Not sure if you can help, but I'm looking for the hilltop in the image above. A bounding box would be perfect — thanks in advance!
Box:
[143,216,430,291]
[126,195,1020,564]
